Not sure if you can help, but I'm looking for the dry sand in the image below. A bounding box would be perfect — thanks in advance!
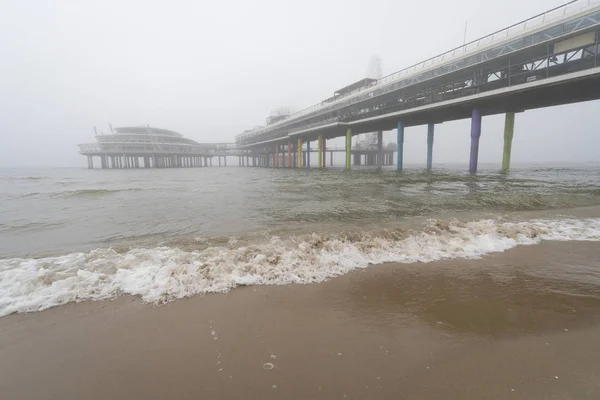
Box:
[1,241,600,399]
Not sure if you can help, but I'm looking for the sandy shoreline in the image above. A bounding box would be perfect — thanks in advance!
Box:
[1,241,600,399]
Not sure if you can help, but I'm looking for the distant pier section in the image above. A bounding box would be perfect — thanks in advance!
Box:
[78,126,240,168]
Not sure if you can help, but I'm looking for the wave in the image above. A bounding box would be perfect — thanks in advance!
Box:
[1,217,599,317]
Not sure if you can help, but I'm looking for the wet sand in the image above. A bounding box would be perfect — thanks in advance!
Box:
[1,241,600,400]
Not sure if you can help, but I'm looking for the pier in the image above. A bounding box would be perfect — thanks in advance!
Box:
[235,0,600,173]
[79,1,600,173]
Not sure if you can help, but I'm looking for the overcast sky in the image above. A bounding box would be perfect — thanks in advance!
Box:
[0,0,598,168]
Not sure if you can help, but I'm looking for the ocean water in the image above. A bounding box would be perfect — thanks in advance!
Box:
[1,163,600,317]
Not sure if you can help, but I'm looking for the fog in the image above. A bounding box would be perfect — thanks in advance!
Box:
[0,0,598,168]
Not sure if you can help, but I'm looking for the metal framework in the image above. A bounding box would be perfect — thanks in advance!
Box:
[236,0,600,147]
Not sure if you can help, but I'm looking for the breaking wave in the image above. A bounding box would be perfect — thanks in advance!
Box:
[1,217,600,317]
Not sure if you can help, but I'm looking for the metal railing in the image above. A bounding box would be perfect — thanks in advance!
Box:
[236,0,600,143]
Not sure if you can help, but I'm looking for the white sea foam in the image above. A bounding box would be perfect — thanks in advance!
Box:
[1,217,600,317]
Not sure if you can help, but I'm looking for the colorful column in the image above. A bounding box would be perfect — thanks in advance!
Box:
[377,131,383,170]
[306,141,311,168]
[297,137,303,168]
[502,112,515,171]
[397,121,405,170]
[318,135,323,168]
[288,140,292,168]
[345,128,352,170]
[426,123,434,171]
[469,108,482,174]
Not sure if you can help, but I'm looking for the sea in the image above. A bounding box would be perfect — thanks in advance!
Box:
[1,163,600,317]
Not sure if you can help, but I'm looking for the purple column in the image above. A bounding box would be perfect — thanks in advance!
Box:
[469,108,482,174]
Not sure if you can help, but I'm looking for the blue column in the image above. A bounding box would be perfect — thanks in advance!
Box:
[306,140,311,168]
[469,108,482,174]
[397,121,405,171]
[426,123,434,171]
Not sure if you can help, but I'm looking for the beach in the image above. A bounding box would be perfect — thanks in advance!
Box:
[2,240,600,399]
[2,165,600,398]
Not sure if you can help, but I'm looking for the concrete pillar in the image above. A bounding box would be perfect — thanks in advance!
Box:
[469,108,482,174]
[306,141,311,168]
[287,140,292,168]
[293,144,297,168]
[274,145,278,167]
[377,131,383,170]
[246,156,249,167]
[346,128,352,171]
[297,138,302,168]
[224,156,227,167]
[397,121,405,171]
[330,151,333,167]
[502,112,515,171]
[426,123,434,171]
[322,137,327,168]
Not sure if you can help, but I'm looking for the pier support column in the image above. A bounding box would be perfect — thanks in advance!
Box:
[426,123,434,171]
[377,131,383,171]
[293,144,297,168]
[274,145,278,167]
[397,121,405,171]
[323,137,327,168]
[318,135,323,168]
[287,140,292,168]
[469,108,482,174]
[297,138,303,168]
[502,112,515,171]
[330,151,333,167]
[345,128,352,171]
[306,141,311,168]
